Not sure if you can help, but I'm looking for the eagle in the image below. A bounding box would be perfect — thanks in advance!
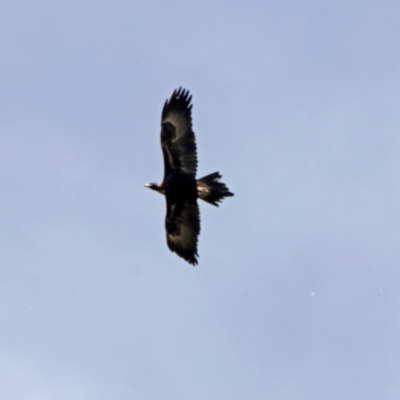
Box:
[145,88,234,265]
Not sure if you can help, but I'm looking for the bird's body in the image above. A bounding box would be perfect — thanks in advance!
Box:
[145,88,234,265]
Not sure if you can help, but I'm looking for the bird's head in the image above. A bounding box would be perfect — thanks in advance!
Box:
[144,182,165,195]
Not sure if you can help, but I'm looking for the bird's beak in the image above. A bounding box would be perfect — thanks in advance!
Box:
[144,183,151,188]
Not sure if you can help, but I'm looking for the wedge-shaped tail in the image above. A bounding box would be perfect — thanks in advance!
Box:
[197,172,234,206]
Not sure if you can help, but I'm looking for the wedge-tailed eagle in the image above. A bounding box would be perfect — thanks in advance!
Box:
[145,88,234,265]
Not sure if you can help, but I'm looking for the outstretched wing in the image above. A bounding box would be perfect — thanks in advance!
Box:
[161,88,198,179]
[165,198,200,266]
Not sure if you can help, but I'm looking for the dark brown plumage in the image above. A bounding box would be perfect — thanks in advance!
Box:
[145,88,234,265]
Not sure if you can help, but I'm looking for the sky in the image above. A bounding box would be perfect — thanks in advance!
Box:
[1,0,400,399]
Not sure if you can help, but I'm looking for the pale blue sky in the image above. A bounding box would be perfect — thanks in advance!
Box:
[1,1,400,399]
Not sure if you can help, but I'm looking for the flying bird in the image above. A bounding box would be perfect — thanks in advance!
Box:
[145,87,234,265]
